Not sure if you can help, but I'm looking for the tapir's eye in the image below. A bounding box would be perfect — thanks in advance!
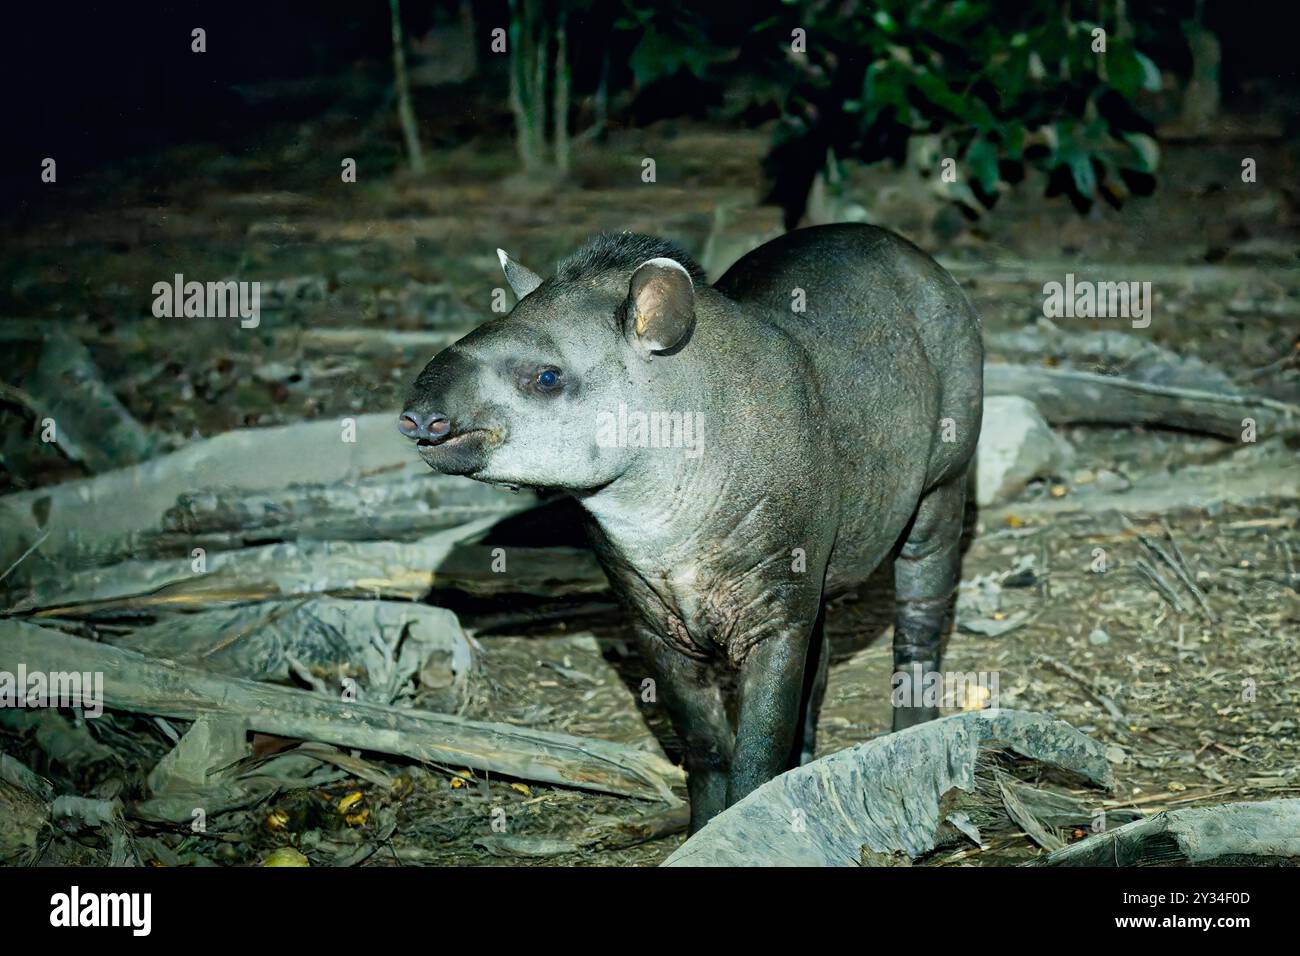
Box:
[533,367,562,392]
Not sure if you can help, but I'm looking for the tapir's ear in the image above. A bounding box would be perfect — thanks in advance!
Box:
[497,248,543,301]
[625,258,695,355]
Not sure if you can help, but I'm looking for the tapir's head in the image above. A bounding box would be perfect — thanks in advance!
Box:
[400,234,703,489]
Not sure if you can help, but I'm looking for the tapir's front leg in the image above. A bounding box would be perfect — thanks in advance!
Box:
[728,624,813,806]
[631,623,734,833]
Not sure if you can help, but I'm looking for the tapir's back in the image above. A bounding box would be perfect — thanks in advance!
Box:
[714,224,980,387]
[714,223,982,494]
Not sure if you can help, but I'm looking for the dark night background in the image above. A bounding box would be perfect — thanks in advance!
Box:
[3,2,1298,207]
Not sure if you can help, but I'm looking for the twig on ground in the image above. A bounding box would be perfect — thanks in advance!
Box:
[1038,654,1127,721]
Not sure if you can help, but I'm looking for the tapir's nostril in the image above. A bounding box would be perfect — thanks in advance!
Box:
[398,410,451,441]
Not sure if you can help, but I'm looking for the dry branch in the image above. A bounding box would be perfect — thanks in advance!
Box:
[0,619,683,802]
[26,330,159,472]
[1030,799,1300,865]
[0,412,417,571]
[985,363,1300,440]
[10,522,608,617]
[9,514,501,615]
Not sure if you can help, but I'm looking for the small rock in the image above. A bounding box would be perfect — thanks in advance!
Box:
[252,361,298,384]
[1093,468,1131,493]
[958,611,1031,638]
[1088,627,1111,646]
[976,396,1074,506]
[1003,568,1038,588]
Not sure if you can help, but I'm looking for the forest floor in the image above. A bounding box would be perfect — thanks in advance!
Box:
[1,104,1298,866]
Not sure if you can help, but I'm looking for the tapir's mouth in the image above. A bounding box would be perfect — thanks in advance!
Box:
[415,427,489,448]
[415,427,500,475]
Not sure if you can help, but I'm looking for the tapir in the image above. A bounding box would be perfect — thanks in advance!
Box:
[400,224,983,831]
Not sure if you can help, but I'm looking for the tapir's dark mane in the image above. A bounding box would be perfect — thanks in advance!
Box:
[555,232,706,285]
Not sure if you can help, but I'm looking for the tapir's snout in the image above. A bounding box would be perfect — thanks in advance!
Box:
[400,347,471,443]
[397,408,451,442]
[400,348,499,475]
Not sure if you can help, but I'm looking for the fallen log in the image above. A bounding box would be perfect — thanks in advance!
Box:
[8,515,494,614]
[133,468,530,556]
[160,469,518,537]
[0,619,683,802]
[9,517,605,617]
[286,328,463,353]
[142,505,518,556]
[986,438,1299,520]
[0,320,465,353]
[0,412,419,571]
[984,321,1240,393]
[985,363,1300,440]
[427,545,608,600]
[663,709,1113,866]
[1029,799,1300,866]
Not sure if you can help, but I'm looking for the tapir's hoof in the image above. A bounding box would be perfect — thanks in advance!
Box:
[891,705,940,733]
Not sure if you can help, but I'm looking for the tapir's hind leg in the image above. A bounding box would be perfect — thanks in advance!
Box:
[891,471,968,732]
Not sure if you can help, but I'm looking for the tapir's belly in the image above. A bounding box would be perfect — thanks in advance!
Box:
[821,482,921,597]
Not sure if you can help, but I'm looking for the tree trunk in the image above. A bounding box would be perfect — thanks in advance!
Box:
[389,0,425,173]
[531,5,549,165]
[553,8,570,174]
[1181,0,1220,132]
[508,0,547,172]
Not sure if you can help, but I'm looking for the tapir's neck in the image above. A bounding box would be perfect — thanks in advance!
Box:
[577,447,730,571]
[578,290,786,572]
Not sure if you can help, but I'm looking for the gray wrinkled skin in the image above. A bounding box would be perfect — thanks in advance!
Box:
[403,224,983,832]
